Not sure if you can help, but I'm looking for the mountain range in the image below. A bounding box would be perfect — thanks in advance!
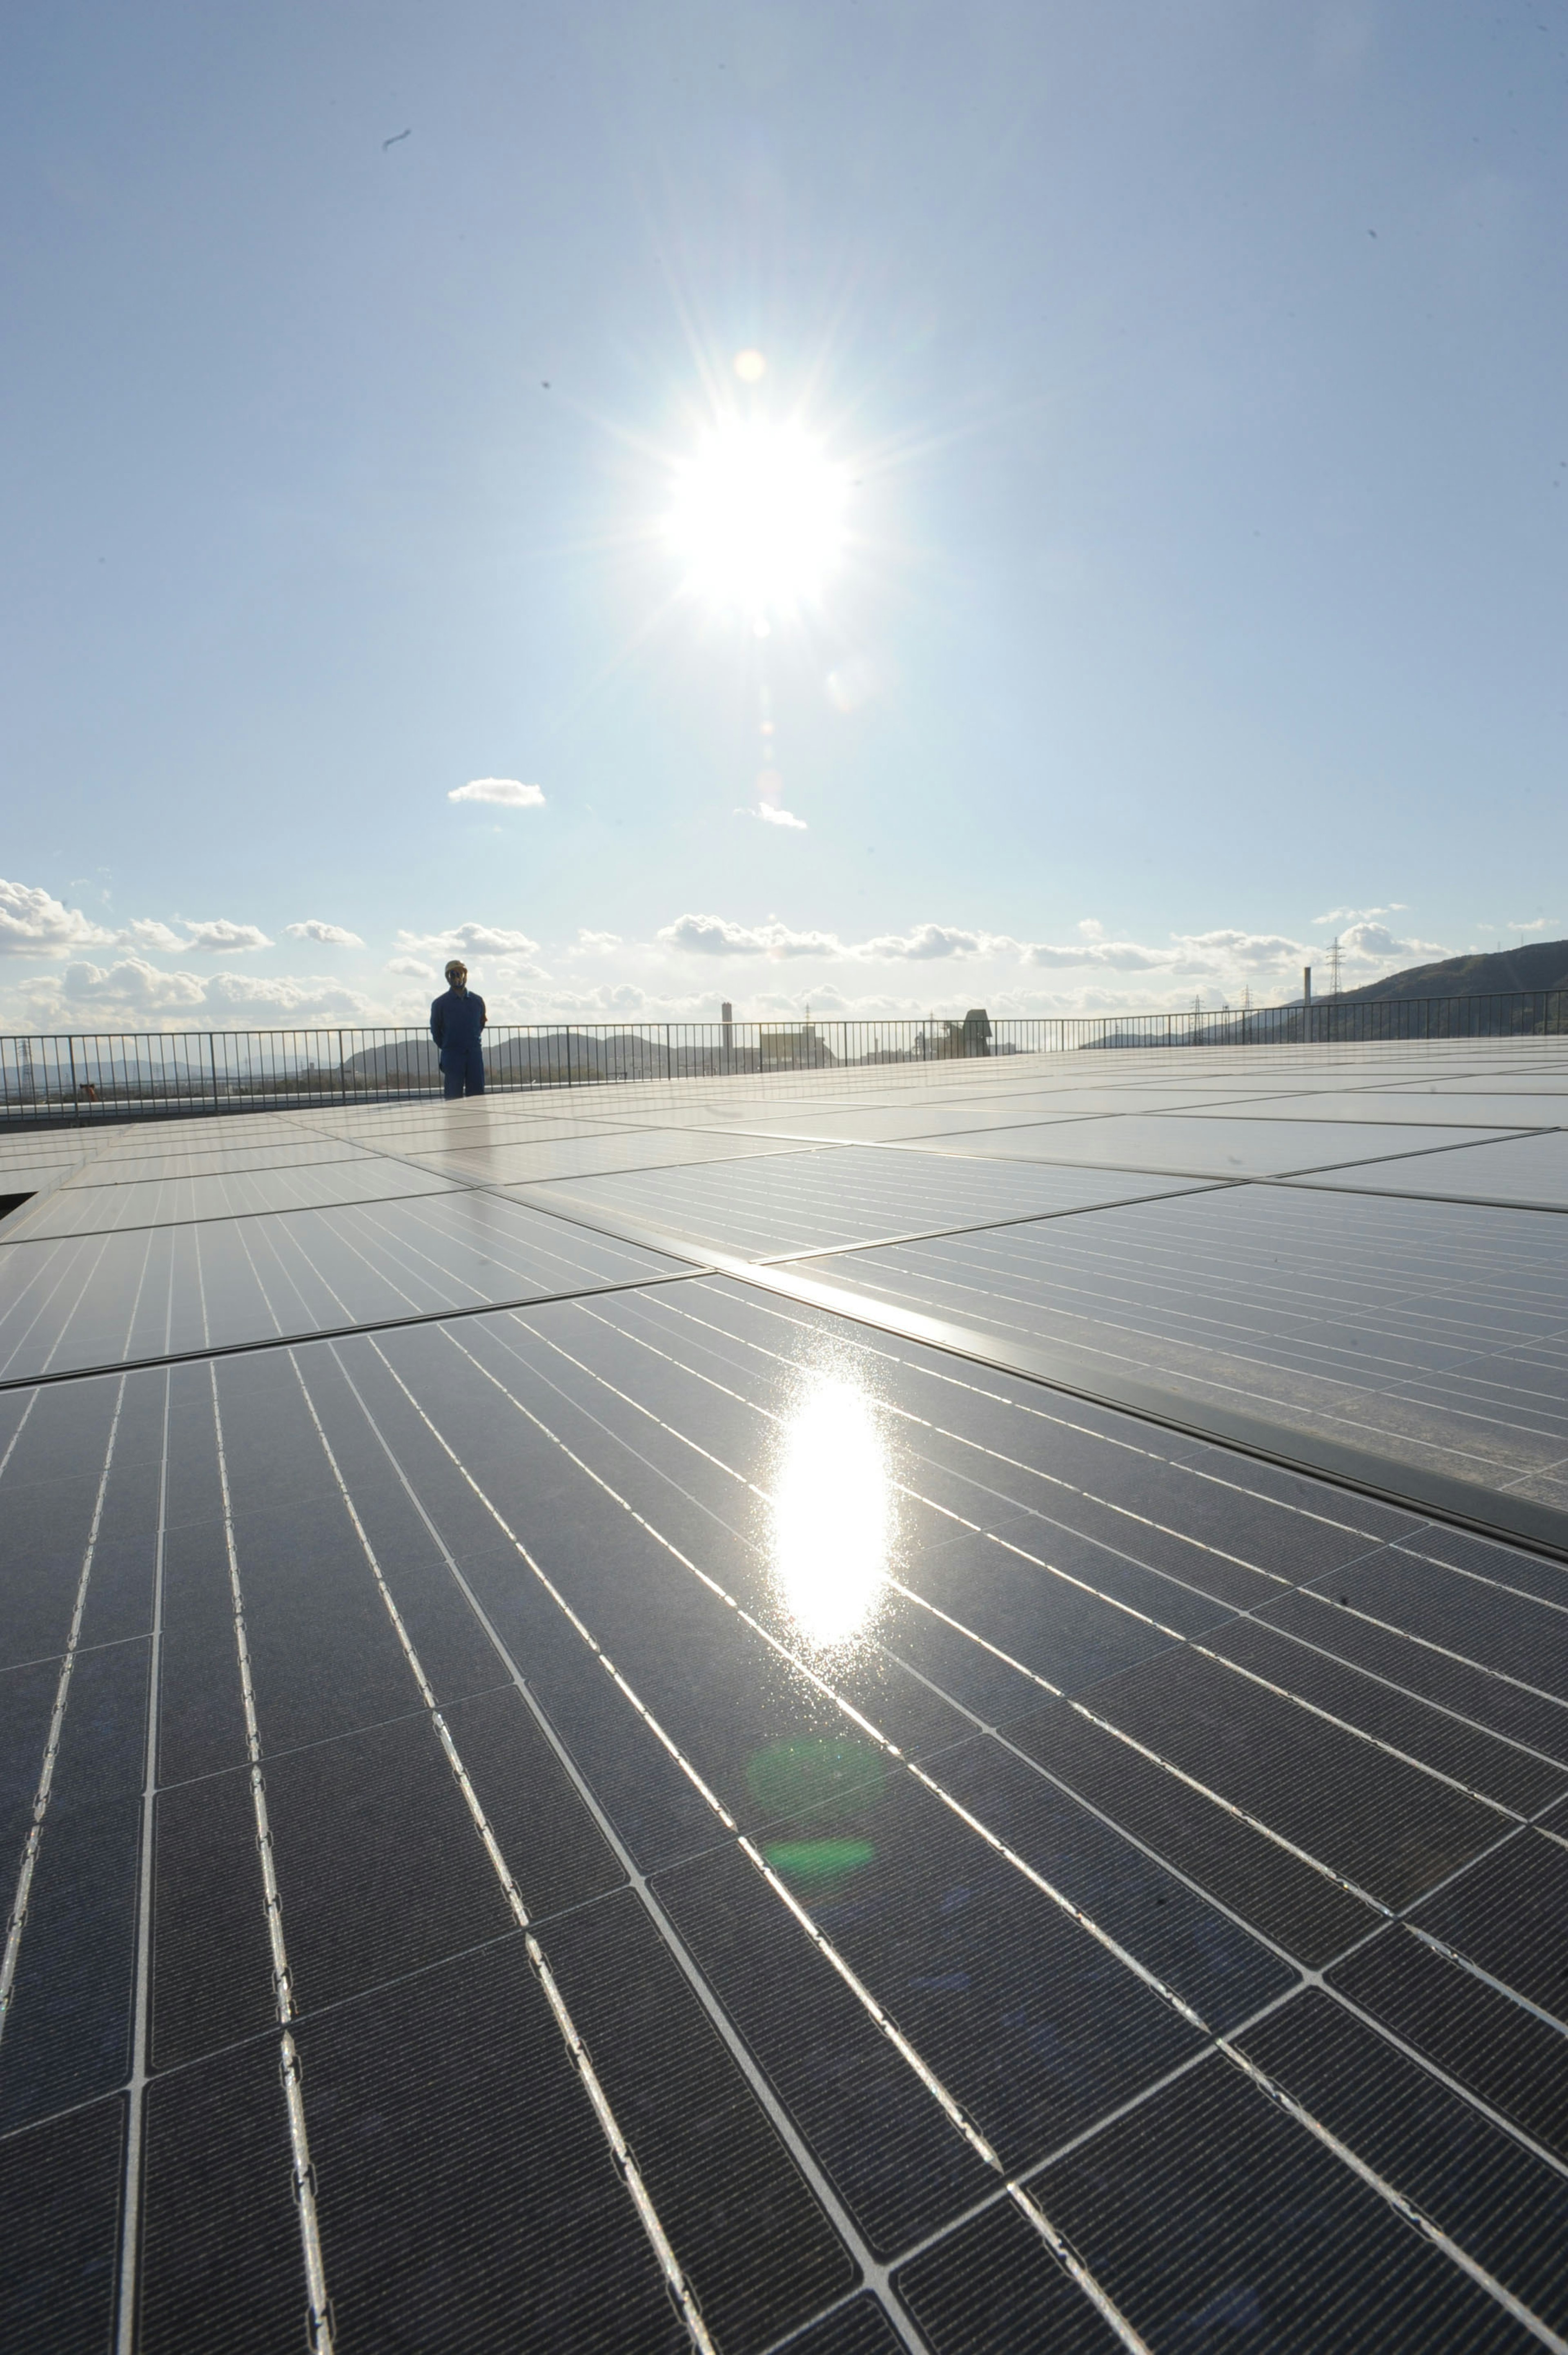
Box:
[1340,937,1568,1001]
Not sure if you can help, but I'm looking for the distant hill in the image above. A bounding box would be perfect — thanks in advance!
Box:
[1339,938,1568,1002]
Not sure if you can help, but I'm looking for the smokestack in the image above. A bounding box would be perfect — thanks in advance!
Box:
[1302,967,1312,1005]
[721,1000,733,1055]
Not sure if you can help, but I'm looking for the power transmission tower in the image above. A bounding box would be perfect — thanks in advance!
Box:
[1328,936,1343,996]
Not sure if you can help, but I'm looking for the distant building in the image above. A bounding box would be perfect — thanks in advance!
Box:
[759,1019,837,1071]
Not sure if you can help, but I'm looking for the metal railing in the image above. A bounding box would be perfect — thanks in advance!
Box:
[1,991,1563,1131]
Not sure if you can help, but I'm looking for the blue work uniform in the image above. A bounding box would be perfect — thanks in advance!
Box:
[430,986,487,1097]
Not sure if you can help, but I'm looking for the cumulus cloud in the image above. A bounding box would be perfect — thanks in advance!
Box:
[58,957,209,1011]
[448,779,546,809]
[387,956,439,980]
[657,913,844,959]
[855,924,1014,962]
[755,804,808,830]
[40,959,372,1022]
[117,919,186,953]
[571,930,624,954]
[0,878,116,957]
[1023,938,1177,971]
[285,919,365,947]
[396,922,541,959]
[203,972,371,1018]
[1335,920,1448,965]
[180,918,273,954]
[1313,904,1407,925]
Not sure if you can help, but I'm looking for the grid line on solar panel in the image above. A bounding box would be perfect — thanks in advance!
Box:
[293,1337,906,2342]
[117,1340,857,2355]
[283,1360,726,2355]
[523,1147,1216,1260]
[13,1061,1568,2345]
[5,1157,470,1240]
[0,1192,697,1385]
[780,1194,1568,1491]
[475,1285,1568,1943]
[592,1284,1392,1617]
[336,1309,1544,2185]
[336,1329,1227,2165]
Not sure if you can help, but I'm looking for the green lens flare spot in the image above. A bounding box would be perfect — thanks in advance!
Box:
[762,1838,878,1888]
[744,1737,888,1822]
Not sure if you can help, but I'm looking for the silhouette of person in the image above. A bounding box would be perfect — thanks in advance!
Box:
[430,959,487,1098]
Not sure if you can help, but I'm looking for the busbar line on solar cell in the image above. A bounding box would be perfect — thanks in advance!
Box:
[582,1290,1294,1594]
[490,1298,1531,1918]
[287,1359,721,2355]
[352,1322,1566,2345]
[112,1360,170,2355]
[207,1366,334,2355]
[734,1834,1001,2169]
[407,1319,1393,2018]
[313,1342,927,2355]
[359,1337,738,1828]
[1392,1539,1568,1621]
[626,1280,1411,1552]
[446,1301,1349,2043]
[1180,1641,1524,1814]
[1294,1584,1568,1725]
[1405,1921,1568,2044]
[1206,2037,1568,2355]
[547,1297,1272,1633]
[0,1373,126,2045]
[352,1331,1213,2208]
[831,1218,1566,1400]
[423,1322,903,1758]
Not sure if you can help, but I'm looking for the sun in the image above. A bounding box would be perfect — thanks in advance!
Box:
[666,419,849,627]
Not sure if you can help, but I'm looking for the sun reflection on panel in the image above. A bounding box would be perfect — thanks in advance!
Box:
[770,1375,893,1647]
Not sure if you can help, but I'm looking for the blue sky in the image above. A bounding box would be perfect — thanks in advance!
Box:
[4,0,1565,1031]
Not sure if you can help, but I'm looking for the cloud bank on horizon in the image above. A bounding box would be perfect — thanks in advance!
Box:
[0,872,1492,1031]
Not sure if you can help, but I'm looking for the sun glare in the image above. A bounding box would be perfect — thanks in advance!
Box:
[771,1375,893,1646]
[667,419,849,625]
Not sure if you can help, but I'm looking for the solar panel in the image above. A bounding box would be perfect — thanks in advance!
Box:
[2,1042,1566,2351]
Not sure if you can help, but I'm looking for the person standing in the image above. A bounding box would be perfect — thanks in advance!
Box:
[430,959,488,1098]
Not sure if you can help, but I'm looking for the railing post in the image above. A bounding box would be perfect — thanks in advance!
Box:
[338,1030,347,1105]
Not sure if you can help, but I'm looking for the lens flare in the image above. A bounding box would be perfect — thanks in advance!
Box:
[771,1376,892,1645]
[667,420,849,623]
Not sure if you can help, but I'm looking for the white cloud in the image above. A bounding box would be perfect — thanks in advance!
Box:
[203,972,371,1018]
[58,957,208,1010]
[286,919,365,947]
[1077,918,1105,940]
[755,804,808,830]
[180,918,274,953]
[1505,916,1553,934]
[448,779,546,809]
[657,913,844,959]
[387,956,439,980]
[856,924,1013,962]
[1313,904,1406,925]
[571,930,624,954]
[1335,920,1449,965]
[1023,938,1178,971]
[396,922,541,959]
[0,878,116,957]
[38,959,372,1022]
[117,919,186,953]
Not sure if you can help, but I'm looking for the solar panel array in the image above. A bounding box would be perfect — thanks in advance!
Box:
[3,1039,1568,2353]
